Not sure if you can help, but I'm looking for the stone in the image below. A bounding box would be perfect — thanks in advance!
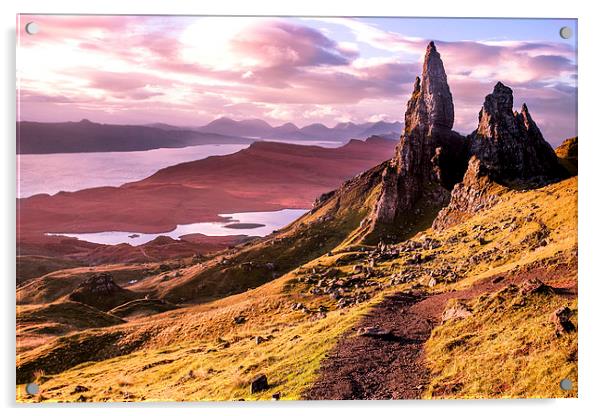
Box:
[250,374,269,394]
[519,278,553,295]
[441,302,473,322]
[550,306,575,335]
[233,315,246,324]
[357,326,392,338]
[255,336,267,345]
[72,385,89,394]
[271,392,281,401]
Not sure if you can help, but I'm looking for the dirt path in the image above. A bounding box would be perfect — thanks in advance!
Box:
[304,291,435,400]
[304,265,577,400]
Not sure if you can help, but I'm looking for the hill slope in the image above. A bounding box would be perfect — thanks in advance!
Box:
[16,176,577,400]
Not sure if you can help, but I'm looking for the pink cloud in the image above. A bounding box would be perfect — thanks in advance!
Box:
[230,21,357,68]
[17,15,577,145]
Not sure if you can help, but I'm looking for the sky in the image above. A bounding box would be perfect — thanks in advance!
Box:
[17,15,577,145]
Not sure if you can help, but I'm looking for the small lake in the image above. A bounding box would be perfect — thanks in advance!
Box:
[46,209,309,246]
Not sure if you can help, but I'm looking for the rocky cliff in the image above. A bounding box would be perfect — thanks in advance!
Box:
[432,156,501,230]
[468,82,564,184]
[555,136,578,176]
[433,82,567,230]
[363,43,566,239]
[366,42,466,241]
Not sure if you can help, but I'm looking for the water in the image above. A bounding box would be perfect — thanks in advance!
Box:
[267,139,341,148]
[46,209,308,246]
[17,140,343,198]
[17,144,249,198]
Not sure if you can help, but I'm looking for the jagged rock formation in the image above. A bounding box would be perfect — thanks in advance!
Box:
[364,44,566,239]
[468,82,564,183]
[433,82,567,230]
[366,42,466,240]
[432,156,501,230]
[67,273,139,311]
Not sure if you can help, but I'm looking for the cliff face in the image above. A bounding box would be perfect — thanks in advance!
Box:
[368,42,466,240]
[432,156,501,230]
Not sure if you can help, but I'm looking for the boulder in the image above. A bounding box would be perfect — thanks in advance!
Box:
[357,326,392,338]
[550,306,575,335]
[441,302,473,322]
[519,278,554,295]
[250,374,269,394]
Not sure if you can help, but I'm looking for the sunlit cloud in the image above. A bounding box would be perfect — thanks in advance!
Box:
[17,15,577,144]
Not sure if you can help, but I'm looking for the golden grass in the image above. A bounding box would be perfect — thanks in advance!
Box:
[17,288,385,402]
[16,177,578,402]
[425,288,577,398]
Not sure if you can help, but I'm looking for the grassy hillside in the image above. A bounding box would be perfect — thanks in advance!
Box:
[425,285,577,398]
[17,176,577,402]
[17,302,124,354]
[17,264,155,305]
[17,256,84,285]
[133,162,388,304]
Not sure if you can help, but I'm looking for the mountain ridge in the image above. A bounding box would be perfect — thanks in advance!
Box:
[18,118,402,154]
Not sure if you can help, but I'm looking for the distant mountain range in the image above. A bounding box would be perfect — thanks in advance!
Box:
[16,119,252,154]
[17,118,402,154]
[152,117,402,142]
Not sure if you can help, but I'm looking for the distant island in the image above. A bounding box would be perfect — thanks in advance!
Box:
[223,223,266,229]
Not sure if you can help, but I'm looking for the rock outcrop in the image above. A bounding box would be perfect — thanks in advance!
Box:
[555,136,578,176]
[432,156,501,230]
[67,273,139,311]
[367,42,467,240]
[433,82,567,230]
[468,82,564,184]
[335,42,566,241]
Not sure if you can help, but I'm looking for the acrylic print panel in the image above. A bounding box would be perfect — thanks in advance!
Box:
[16,15,578,402]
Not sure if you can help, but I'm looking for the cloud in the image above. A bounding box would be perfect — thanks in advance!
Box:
[229,21,358,68]
[17,15,577,144]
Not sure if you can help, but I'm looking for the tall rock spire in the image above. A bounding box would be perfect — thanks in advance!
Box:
[469,82,564,182]
[367,41,466,241]
[403,42,454,139]
[406,41,455,135]
[353,42,567,242]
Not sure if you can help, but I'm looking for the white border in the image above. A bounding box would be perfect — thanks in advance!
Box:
[3,1,601,415]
